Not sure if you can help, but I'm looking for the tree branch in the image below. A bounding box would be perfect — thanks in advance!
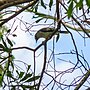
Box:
[0,0,38,26]
[0,0,34,11]
[74,69,90,90]
[37,42,47,90]
[56,0,61,29]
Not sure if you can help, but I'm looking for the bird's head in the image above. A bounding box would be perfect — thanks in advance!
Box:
[35,32,39,42]
[35,30,43,42]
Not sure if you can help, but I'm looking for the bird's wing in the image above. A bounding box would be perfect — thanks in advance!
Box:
[39,28,54,32]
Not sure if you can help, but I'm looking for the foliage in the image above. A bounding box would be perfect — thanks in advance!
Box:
[0,0,90,90]
[0,27,40,89]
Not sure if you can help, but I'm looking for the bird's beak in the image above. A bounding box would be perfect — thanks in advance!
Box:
[36,39,37,43]
[35,37,38,43]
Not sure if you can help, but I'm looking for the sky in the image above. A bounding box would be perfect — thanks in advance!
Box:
[3,1,90,90]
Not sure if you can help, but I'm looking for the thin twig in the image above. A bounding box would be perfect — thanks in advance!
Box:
[37,42,47,90]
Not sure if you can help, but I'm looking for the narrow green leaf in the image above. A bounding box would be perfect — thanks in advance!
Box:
[19,72,24,78]
[79,0,83,7]
[0,75,3,87]
[21,84,38,89]
[10,60,14,70]
[6,70,15,80]
[86,0,90,8]
[41,0,46,9]
[7,37,13,47]
[77,0,83,10]
[27,65,31,72]
[49,0,53,10]
[4,61,8,70]
[7,71,12,78]
[35,18,43,23]
[20,73,32,82]
[1,36,7,48]
[67,1,73,18]
[25,76,40,82]
[0,44,4,49]
[0,64,3,75]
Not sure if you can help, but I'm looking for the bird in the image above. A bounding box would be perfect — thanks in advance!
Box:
[35,27,68,42]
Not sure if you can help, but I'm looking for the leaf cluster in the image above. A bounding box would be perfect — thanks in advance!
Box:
[67,0,90,18]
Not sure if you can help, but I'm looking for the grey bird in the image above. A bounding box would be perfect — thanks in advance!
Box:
[35,27,68,42]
